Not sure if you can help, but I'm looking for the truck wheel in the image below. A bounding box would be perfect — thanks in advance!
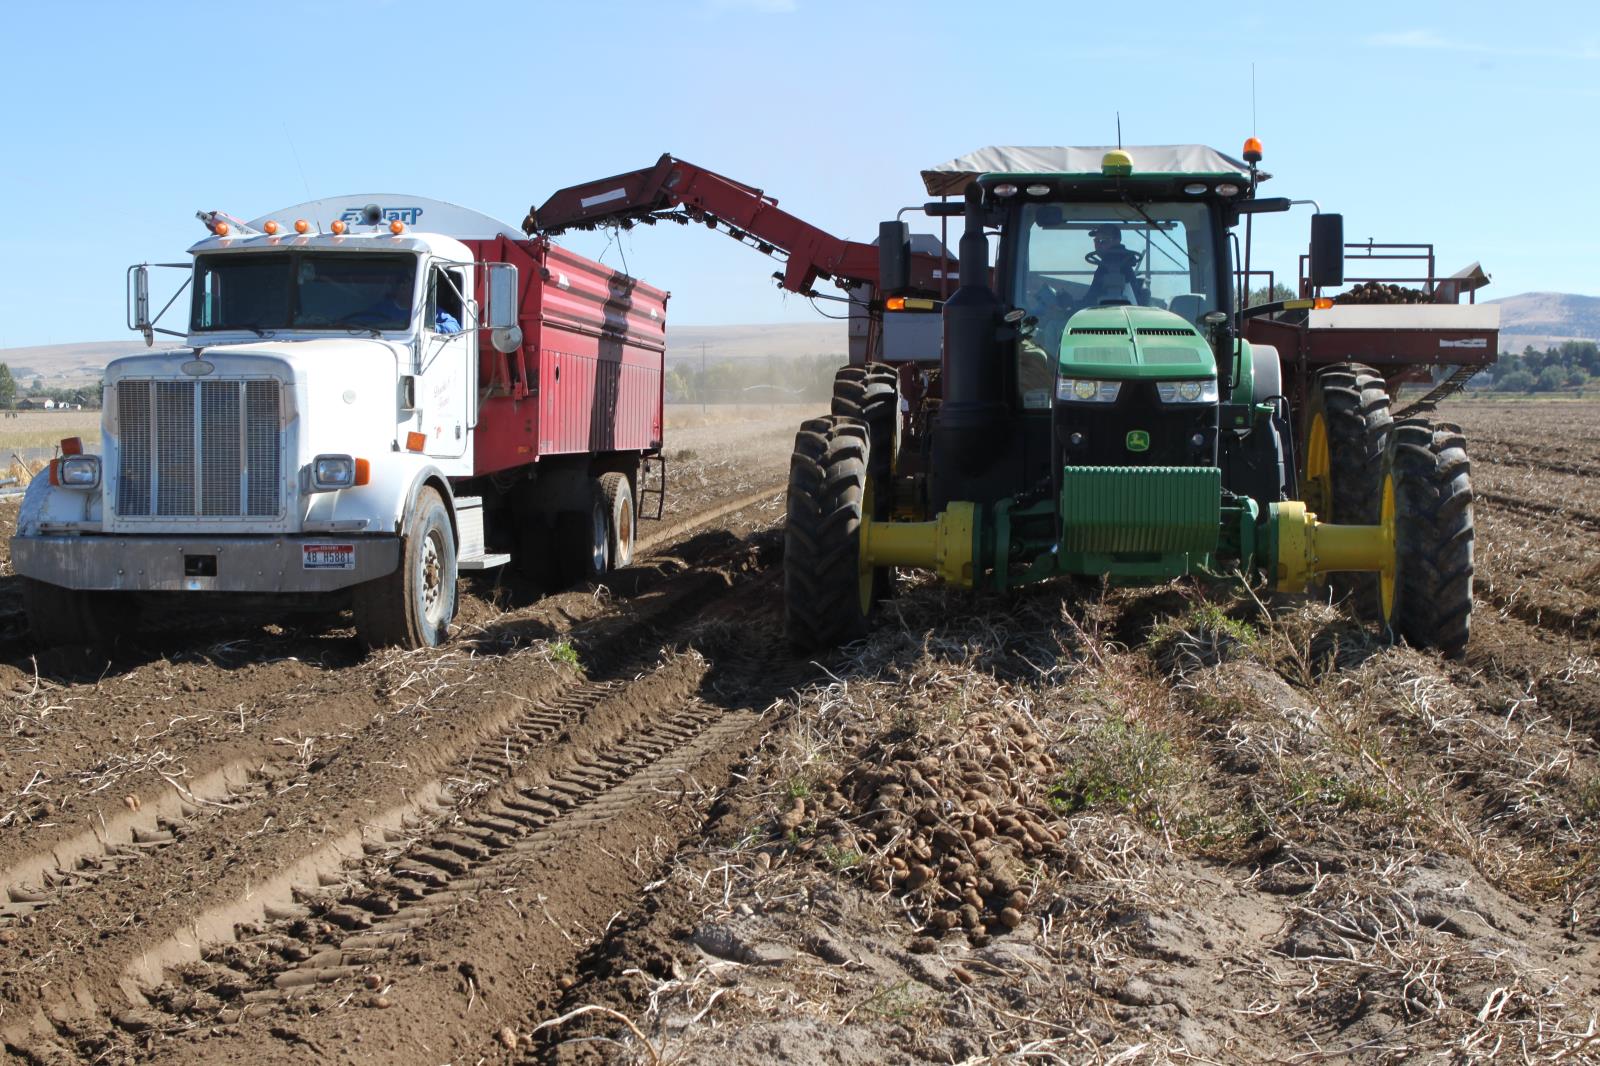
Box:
[598,472,635,569]
[353,487,457,649]
[831,365,901,478]
[21,578,135,649]
[785,415,877,650]
[556,489,610,586]
[1383,421,1473,659]
[1303,363,1392,616]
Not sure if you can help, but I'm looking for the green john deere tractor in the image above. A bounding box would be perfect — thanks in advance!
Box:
[784,145,1473,657]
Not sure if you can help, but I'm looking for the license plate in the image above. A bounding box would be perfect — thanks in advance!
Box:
[303,543,356,570]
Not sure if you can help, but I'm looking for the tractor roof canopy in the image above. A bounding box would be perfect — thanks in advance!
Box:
[921,145,1262,197]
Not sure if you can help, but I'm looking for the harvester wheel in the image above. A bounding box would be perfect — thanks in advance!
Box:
[21,579,135,650]
[1384,420,1473,659]
[830,365,901,479]
[354,487,458,649]
[785,415,878,649]
[1304,363,1393,615]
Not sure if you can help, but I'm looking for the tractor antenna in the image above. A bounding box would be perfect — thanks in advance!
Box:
[1116,112,1122,149]
[283,123,322,231]
[1251,64,1258,137]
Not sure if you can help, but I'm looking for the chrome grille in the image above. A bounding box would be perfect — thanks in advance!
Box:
[113,379,283,519]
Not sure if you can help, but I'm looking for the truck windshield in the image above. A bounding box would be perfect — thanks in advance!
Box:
[191,253,417,333]
[1013,201,1218,327]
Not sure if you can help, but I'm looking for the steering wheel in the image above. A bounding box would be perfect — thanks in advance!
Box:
[1084,247,1145,269]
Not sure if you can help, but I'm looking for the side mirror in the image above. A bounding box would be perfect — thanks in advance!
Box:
[128,264,154,347]
[877,220,911,295]
[485,263,522,353]
[1309,214,1345,289]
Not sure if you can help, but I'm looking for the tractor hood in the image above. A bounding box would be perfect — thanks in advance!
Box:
[1056,306,1216,380]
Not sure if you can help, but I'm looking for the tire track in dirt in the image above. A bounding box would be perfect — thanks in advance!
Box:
[1,553,797,1063]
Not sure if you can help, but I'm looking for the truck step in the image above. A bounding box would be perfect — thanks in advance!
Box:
[458,553,511,571]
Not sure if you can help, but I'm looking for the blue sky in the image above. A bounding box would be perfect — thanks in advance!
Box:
[1,0,1595,349]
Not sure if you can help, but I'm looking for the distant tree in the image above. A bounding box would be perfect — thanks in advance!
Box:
[1496,369,1534,392]
[1247,283,1297,307]
[29,375,43,394]
[1568,367,1590,389]
[1537,366,1567,392]
[0,363,14,408]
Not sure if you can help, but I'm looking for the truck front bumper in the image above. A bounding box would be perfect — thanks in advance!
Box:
[10,535,401,594]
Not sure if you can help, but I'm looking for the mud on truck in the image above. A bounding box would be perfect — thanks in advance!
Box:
[12,196,668,650]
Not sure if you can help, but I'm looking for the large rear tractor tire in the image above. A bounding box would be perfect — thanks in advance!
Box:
[1383,420,1473,659]
[785,415,880,650]
[354,487,458,649]
[830,365,901,480]
[1304,363,1393,616]
[22,578,136,650]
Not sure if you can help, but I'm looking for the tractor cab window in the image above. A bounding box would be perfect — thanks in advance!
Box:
[1012,201,1219,344]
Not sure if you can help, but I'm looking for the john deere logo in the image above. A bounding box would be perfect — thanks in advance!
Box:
[1125,430,1151,452]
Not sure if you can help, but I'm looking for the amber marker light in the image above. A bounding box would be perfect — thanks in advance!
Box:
[60,436,83,456]
[213,221,230,236]
[886,296,907,311]
[405,432,426,452]
[1313,297,1334,309]
[1243,137,1263,163]
[389,220,405,234]
[354,458,371,486]
[294,219,309,234]
[263,220,279,235]
[331,220,347,235]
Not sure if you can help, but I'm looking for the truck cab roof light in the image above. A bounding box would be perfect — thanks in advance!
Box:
[263,220,279,235]
[331,220,347,235]
[389,220,405,235]
[212,221,230,236]
[294,219,309,234]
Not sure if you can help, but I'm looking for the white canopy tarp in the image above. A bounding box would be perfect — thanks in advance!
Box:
[921,145,1260,197]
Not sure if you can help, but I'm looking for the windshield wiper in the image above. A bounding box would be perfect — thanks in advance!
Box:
[1119,195,1191,271]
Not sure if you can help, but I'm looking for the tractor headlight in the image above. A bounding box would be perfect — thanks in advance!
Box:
[308,454,369,491]
[1156,379,1218,404]
[1057,378,1122,403]
[55,455,101,489]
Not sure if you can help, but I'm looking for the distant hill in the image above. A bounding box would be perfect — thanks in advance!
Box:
[1487,292,1600,351]
[0,340,183,386]
[0,324,847,385]
[665,322,845,364]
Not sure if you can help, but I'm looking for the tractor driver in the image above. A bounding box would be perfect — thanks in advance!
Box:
[1082,225,1150,308]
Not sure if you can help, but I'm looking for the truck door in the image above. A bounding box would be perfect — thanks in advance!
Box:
[419,262,472,460]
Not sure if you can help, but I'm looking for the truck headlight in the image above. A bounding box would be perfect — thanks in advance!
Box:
[54,454,101,489]
[1156,379,1218,404]
[309,454,369,491]
[1057,378,1122,403]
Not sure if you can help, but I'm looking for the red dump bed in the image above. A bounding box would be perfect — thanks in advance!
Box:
[463,237,668,477]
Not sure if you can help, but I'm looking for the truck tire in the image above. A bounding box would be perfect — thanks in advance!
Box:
[1384,420,1473,659]
[831,365,900,478]
[353,487,457,649]
[556,488,610,586]
[21,578,135,650]
[598,472,635,569]
[785,415,877,650]
[1303,363,1392,616]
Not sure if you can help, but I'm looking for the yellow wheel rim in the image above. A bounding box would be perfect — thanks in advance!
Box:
[1304,412,1331,518]
[857,477,876,617]
[1378,471,1397,621]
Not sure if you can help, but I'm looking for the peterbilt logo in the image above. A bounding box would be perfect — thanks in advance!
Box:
[339,205,424,225]
[181,359,216,377]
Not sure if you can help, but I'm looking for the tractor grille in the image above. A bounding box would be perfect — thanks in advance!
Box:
[114,379,283,519]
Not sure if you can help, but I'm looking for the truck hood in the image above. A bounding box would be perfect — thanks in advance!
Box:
[1056,305,1215,380]
[105,336,407,386]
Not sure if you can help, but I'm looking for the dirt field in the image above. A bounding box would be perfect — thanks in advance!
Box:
[2,400,1598,1064]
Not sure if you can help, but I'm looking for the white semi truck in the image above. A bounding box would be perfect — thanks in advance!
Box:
[12,196,669,649]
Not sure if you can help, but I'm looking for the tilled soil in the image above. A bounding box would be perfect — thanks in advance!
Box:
[4,399,1600,1064]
